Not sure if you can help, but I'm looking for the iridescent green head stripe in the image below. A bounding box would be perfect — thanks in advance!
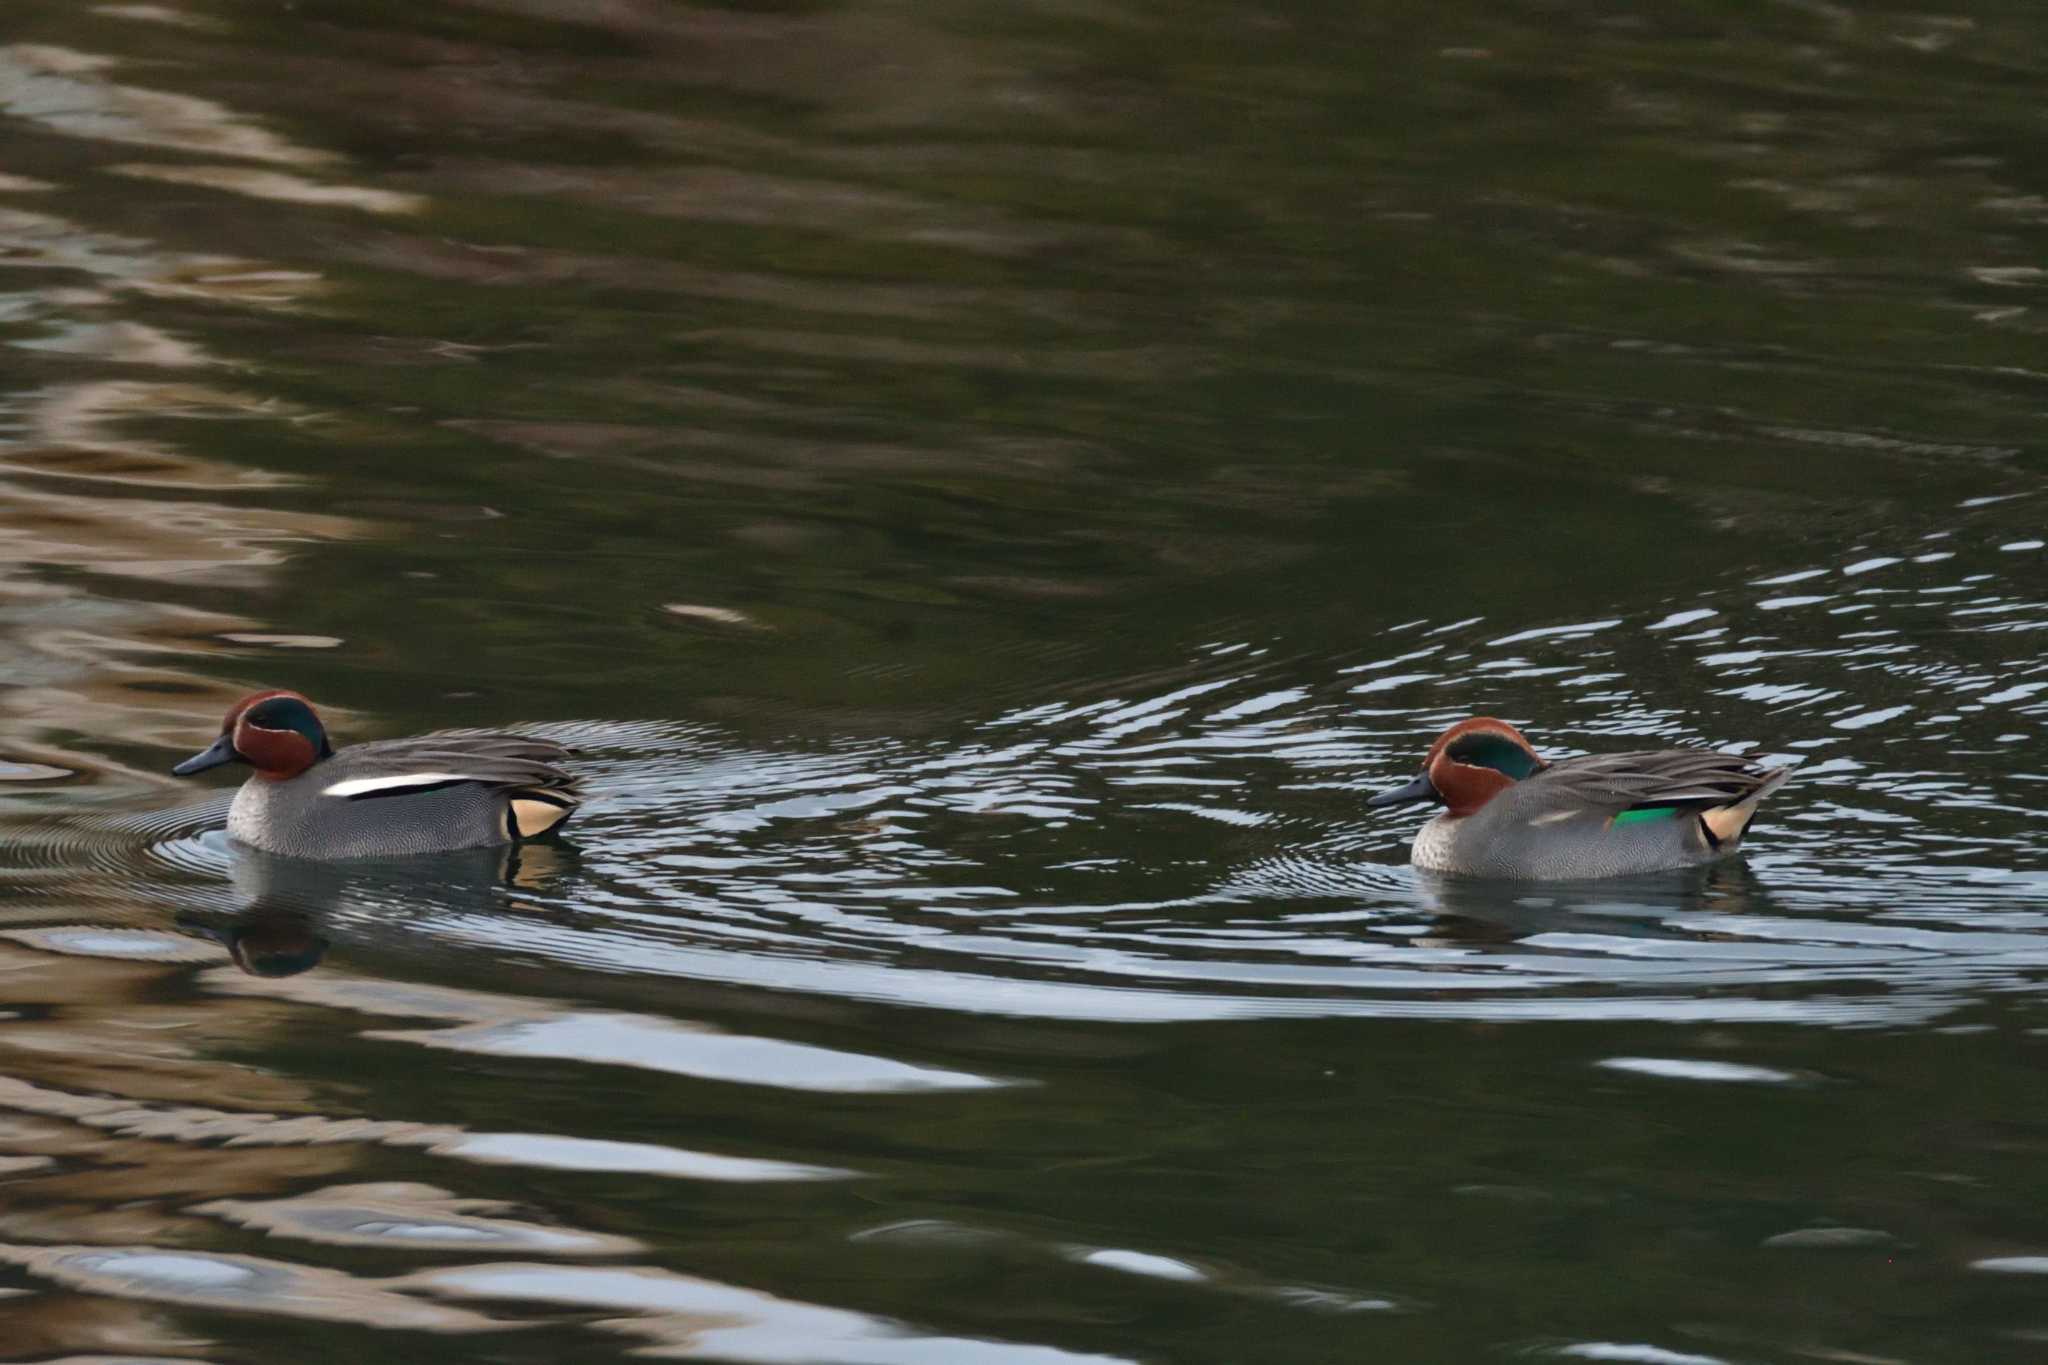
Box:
[1443,731,1543,780]
[241,694,334,760]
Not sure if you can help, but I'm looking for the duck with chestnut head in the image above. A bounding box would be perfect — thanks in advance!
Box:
[1368,717,1790,880]
[172,690,581,859]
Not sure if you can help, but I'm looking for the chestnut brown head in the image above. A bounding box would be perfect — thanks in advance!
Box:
[172,690,334,781]
[1366,717,1547,818]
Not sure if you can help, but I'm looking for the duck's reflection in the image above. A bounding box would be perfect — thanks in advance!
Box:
[173,839,577,976]
[177,905,329,977]
[1410,856,1784,946]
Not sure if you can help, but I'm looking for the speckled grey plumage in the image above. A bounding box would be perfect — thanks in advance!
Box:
[226,731,580,859]
[1410,750,1790,880]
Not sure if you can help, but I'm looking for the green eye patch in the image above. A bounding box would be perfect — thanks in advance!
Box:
[1444,732,1542,780]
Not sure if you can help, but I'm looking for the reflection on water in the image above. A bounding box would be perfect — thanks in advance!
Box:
[2,0,2047,1360]
[176,905,330,978]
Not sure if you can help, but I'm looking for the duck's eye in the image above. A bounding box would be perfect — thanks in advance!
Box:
[1445,733,1540,780]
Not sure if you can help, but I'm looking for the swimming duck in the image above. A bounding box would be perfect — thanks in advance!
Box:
[1368,717,1790,880]
[171,690,581,859]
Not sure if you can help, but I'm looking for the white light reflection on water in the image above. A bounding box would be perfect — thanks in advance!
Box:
[198,1182,644,1254]
[200,968,1006,1092]
[0,1075,851,1185]
[406,1263,1135,1364]
[1593,1057,1803,1085]
[1545,1346,1730,1365]
[0,1243,499,1331]
[439,1133,848,1182]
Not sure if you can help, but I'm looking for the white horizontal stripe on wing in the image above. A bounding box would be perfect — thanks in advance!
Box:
[322,772,476,798]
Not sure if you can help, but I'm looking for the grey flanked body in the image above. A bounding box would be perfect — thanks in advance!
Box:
[227,734,580,859]
[1411,751,1792,879]
[1370,718,1792,882]
[173,691,581,861]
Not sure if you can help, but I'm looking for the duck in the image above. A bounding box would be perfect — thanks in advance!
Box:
[1367,717,1790,880]
[171,690,581,859]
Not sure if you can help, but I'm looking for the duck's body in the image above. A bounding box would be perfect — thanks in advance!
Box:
[175,692,580,860]
[1372,719,1789,881]
[222,731,581,859]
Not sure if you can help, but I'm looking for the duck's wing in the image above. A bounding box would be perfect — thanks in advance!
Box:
[320,732,582,836]
[1533,750,1791,817]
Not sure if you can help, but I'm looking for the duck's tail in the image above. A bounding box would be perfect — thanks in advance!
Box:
[507,783,580,839]
[1699,765,1793,849]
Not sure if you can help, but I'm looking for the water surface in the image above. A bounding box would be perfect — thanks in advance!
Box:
[1,1,2046,1361]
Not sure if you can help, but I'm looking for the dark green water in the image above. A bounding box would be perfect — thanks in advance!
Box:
[1,1,2046,1360]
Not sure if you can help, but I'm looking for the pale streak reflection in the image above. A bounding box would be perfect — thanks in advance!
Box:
[0,45,330,165]
[0,1244,502,1332]
[1548,1347,1729,1365]
[857,1220,1398,1314]
[1,927,219,963]
[0,204,216,282]
[405,1263,1135,1365]
[13,320,210,367]
[0,1074,849,1185]
[206,967,1006,1093]
[93,2,226,28]
[377,1013,1002,1094]
[439,1133,848,1182]
[196,1182,645,1254]
[10,382,306,488]
[111,163,425,216]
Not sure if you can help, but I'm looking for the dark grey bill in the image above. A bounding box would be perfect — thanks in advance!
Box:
[172,734,239,776]
[1366,773,1440,808]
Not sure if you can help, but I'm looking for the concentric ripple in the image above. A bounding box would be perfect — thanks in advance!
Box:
[4,532,2042,1034]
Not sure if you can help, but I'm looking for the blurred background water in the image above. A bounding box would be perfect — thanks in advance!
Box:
[0,0,2045,1360]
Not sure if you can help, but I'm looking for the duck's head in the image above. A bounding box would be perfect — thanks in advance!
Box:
[175,908,329,978]
[1366,717,1547,818]
[172,690,334,781]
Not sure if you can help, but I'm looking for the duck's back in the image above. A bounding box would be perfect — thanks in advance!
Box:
[228,731,580,859]
[1414,748,1787,880]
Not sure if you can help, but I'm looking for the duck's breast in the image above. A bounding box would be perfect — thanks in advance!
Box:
[225,778,281,851]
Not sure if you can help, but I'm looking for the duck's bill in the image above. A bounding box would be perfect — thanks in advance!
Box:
[172,734,238,776]
[1366,773,1439,808]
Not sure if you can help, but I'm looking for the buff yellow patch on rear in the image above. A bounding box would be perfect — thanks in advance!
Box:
[509,797,570,838]
[1700,801,1756,845]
